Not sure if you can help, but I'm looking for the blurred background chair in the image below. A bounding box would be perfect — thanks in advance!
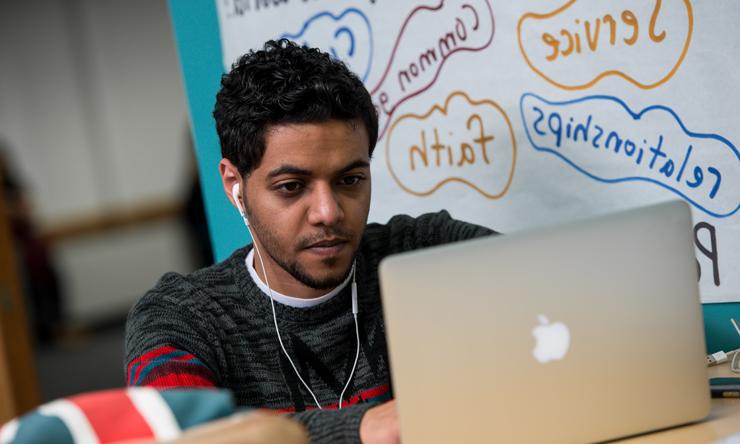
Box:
[0,164,40,423]
[0,0,211,407]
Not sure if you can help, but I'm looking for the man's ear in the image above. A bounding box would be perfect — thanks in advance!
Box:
[219,158,243,209]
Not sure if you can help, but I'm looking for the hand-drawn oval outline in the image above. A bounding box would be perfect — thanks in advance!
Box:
[519,92,740,218]
[333,27,355,58]
[370,0,496,140]
[281,8,373,83]
[386,90,517,199]
[517,0,693,91]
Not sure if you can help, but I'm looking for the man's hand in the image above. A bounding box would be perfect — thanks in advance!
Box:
[359,400,400,444]
[133,411,310,444]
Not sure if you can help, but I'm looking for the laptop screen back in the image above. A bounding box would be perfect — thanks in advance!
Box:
[379,201,709,443]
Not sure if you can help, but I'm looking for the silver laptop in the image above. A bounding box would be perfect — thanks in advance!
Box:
[379,200,710,443]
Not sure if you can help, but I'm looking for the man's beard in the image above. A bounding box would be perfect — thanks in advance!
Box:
[247,211,355,290]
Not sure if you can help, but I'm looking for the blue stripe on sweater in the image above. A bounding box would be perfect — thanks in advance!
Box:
[132,351,209,386]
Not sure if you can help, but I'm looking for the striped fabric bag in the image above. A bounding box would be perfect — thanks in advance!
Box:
[0,387,239,444]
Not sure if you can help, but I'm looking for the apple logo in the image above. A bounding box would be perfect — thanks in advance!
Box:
[532,314,571,363]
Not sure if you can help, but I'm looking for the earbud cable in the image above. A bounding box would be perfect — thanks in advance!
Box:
[235,184,360,409]
[251,236,324,408]
[247,220,360,409]
[339,267,360,408]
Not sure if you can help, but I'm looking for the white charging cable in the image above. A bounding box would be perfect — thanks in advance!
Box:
[706,318,740,373]
[732,318,740,373]
[707,349,739,366]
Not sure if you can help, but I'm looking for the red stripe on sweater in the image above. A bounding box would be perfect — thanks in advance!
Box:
[128,346,211,386]
[144,373,216,389]
[129,345,179,366]
[128,346,179,384]
[277,383,391,412]
[69,389,154,442]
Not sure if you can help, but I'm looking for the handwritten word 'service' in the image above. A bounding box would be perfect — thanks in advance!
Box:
[280,8,373,82]
[520,93,740,218]
[371,0,495,140]
[386,91,516,199]
[518,0,692,90]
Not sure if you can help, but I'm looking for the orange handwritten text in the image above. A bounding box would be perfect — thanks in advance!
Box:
[409,114,494,170]
[518,0,692,90]
[386,91,516,199]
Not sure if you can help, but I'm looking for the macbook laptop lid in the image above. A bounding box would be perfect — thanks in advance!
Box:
[379,200,710,443]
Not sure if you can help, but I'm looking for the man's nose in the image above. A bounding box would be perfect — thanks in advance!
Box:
[307,183,343,227]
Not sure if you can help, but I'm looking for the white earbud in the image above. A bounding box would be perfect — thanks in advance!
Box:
[231,182,249,226]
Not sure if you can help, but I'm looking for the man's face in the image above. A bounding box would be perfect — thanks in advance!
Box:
[243,119,371,296]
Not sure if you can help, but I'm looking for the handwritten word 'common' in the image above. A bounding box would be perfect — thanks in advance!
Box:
[370,0,495,140]
[520,93,740,218]
[386,91,516,199]
[280,8,373,82]
[518,0,692,90]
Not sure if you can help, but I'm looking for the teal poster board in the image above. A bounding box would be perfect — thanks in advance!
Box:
[168,0,251,258]
[167,0,738,352]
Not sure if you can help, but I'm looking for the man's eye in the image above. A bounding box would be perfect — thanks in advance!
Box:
[277,182,304,193]
[340,175,364,186]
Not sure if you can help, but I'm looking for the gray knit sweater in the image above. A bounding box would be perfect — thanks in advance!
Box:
[125,211,494,443]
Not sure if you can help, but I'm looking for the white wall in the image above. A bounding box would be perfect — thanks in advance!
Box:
[0,0,101,221]
[53,219,197,323]
[0,0,200,323]
[0,0,190,224]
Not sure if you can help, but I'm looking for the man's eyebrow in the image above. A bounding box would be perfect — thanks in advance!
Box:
[266,165,312,179]
[338,160,371,174]
[266,160,370,179]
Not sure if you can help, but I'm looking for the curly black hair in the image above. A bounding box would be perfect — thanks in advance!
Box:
[213,39,378,176]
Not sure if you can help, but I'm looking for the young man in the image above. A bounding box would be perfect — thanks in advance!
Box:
[125,39,495,444]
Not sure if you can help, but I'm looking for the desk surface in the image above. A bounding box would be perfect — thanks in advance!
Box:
[614,365,740,443]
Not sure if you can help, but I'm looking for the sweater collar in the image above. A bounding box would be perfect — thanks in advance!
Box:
[231,246,359,324]
[244,248,350,308]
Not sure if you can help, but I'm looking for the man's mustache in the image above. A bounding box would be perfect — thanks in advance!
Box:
[297,228,354,249]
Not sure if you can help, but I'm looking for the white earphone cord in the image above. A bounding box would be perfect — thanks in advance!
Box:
[240,206,360,409]
[339,270,360,409]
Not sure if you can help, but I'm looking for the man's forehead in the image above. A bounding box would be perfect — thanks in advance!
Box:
[254,120,370,178]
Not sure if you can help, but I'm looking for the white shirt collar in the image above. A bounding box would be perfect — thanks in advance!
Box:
[245,249,350,308]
